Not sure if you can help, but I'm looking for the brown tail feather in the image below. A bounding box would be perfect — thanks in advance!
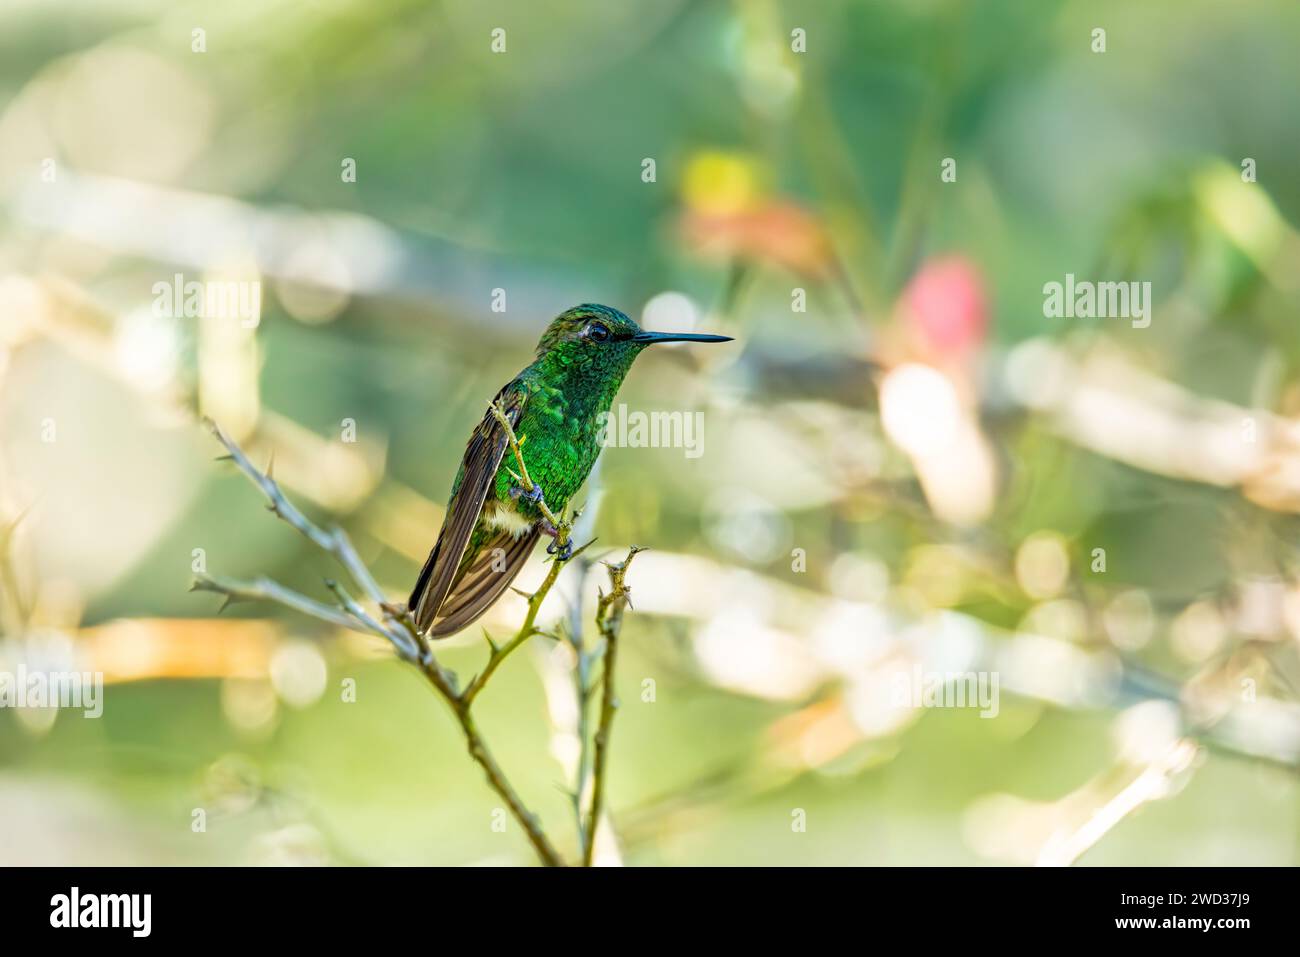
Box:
[428,527,541,637]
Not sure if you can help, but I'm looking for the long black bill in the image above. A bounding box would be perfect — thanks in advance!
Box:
[631,330,733,345]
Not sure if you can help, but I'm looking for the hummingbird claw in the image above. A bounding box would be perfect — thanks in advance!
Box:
[545,538,574,561]
[510,482,546,506]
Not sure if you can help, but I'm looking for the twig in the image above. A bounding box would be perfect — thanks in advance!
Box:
[459,535,595,707]
[191,574,360,632]
[202,418,419,655]
[582,545,644,866]
[437,665,562,866]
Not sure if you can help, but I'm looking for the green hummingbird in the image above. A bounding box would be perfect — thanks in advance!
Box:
[408,303,732,637]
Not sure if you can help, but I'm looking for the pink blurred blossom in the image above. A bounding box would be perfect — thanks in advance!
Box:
[902,256,989,357]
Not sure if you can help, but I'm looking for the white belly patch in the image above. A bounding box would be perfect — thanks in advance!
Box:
[484,501,536,539]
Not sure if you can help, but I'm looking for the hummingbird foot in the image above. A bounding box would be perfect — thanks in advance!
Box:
[509,482,546,507]
[539,519,574,560]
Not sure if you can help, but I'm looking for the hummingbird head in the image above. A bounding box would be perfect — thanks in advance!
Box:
[535,303,732,368]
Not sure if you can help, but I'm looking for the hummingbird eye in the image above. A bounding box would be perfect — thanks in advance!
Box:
[586,322,612,343]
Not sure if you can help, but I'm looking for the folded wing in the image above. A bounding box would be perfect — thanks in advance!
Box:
[409,384,536,636]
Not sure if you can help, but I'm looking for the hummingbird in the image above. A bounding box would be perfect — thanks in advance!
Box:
[408,304,732,637]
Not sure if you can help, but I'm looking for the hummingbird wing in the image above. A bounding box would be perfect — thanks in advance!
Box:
[426,522,541,637]
[408,382,536,636]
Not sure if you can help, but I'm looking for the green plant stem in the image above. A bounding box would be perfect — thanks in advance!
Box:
[582,546,643,866]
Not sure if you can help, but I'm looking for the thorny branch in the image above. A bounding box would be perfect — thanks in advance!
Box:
[197,419,425,663]
[193,417,638,867]
[460,532,596,708]
[582,545,644,867]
